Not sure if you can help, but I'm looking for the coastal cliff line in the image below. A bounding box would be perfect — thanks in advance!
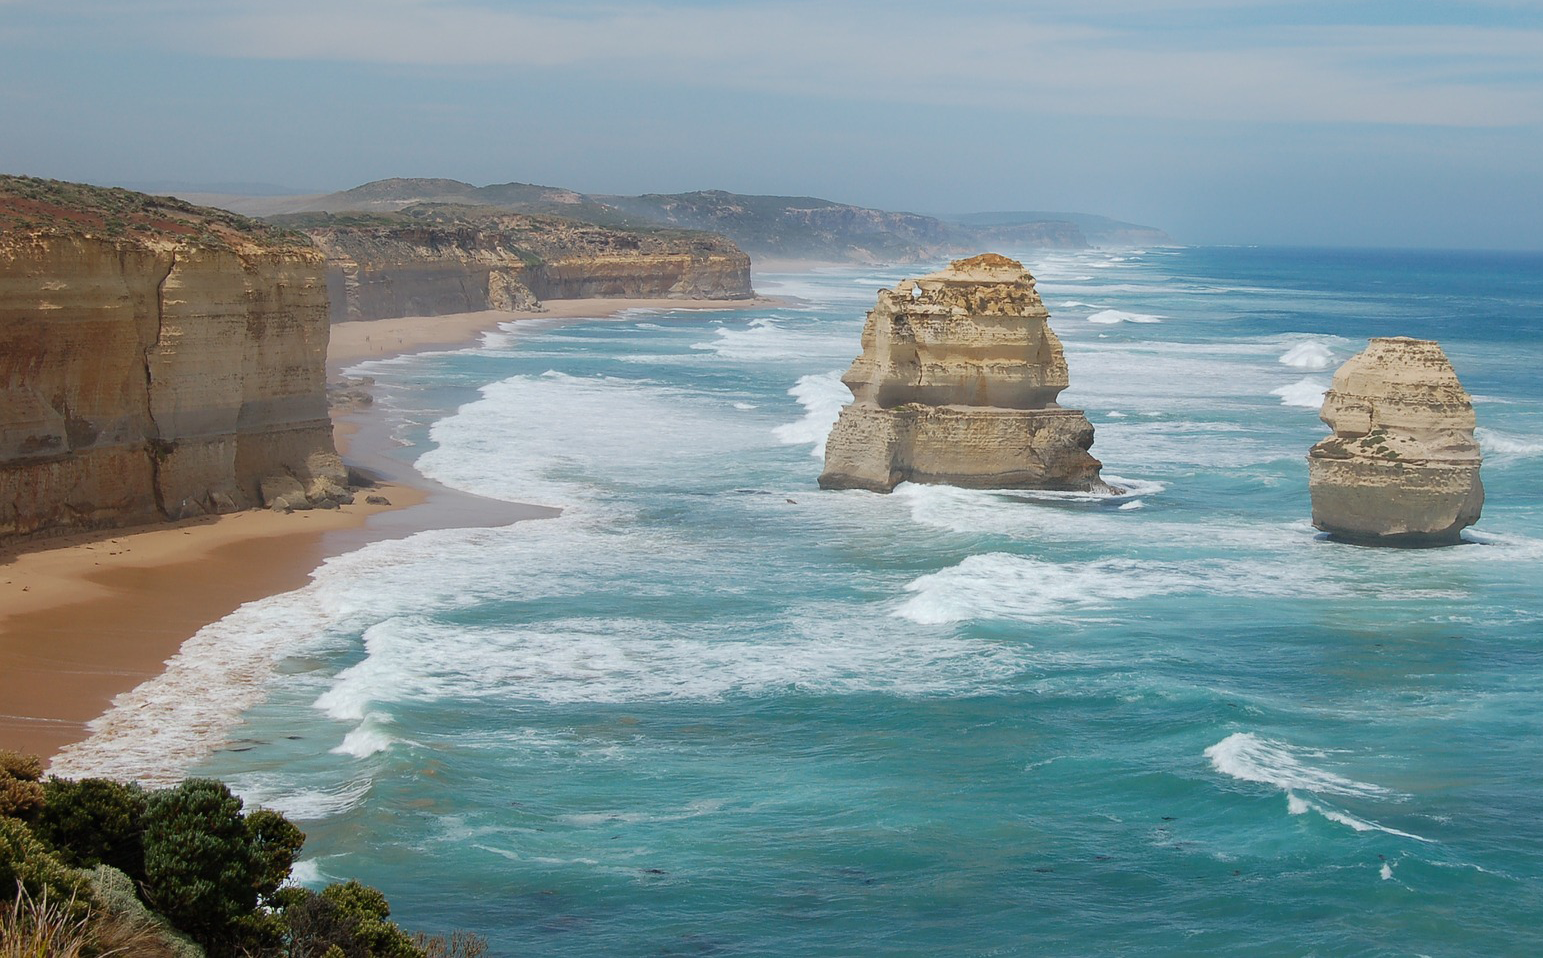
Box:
[0,175,347,541]
[279,207,754,322]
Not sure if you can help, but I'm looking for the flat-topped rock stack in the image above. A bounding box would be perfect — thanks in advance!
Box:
[1308,336,1483,546]
[819,253,1112,493]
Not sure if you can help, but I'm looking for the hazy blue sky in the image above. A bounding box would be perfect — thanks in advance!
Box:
[3,1,1541,248]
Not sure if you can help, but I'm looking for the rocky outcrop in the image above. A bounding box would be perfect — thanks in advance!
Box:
[819,254,1111,493]
[0,176,347,541]
[1308,337,1483,546]
[287,207,753,322]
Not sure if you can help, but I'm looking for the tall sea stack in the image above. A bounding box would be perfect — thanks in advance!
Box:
[819,253,1111,493]
[1308,337,1483,546]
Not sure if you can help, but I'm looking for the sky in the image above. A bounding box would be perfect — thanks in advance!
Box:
[2,1,1542,249]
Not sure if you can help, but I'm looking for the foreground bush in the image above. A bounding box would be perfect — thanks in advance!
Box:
[0,816,94,920]
[0,755,484,957]
[0,750,44,822]
[34,776,148,877]
[0,881,95,958]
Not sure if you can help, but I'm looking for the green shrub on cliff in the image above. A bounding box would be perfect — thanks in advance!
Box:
[141,778,273,954]
[0,816,94,921]
[0,750,45,822]
[276,880,424,958]
[34,777,148,878]
[0,753,483,958]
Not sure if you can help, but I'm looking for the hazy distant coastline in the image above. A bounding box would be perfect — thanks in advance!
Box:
[169,176,1175,265]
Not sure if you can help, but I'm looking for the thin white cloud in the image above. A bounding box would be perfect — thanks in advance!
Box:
[61,0,1543,127]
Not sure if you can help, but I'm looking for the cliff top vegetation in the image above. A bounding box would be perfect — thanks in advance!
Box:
[0,175,313,252]
[277,203,744,260]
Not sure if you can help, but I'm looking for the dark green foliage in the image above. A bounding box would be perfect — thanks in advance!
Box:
[34,777,148,878]
[322,881,422,958]
[0,750,45,822]
[2,763,455,956]
[277,882,424,958]
[247,808,306,903]
[141,778,258,954]
[0,815,94,920]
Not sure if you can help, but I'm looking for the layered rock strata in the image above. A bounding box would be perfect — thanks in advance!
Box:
[1308,337,1483,546]
[292,208,753,322]
[819,254,1110,493]
[0,176,346,541]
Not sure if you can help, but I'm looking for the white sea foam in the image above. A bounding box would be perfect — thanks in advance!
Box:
[330,711,402,758]
[287,859,330,888]
[773,370,850,456]
[1278,342,1336,369]
[1087,309,1163,325]
[1118,500,1145,511]
[1286,792,1432,843]
[1271,377,1329,408]
[231,777,373,822]
[733,401,759,410]
[1208,733,1391,798]
[893,549,1330,625]
[48,526,509,784]
[310,610,1033,709]
[419,370,770,506]
[1476,427,1543,460]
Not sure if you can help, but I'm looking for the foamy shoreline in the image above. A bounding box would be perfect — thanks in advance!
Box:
[0,295,778,772]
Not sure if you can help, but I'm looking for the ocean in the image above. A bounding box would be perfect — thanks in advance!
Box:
[57,246,1543,955]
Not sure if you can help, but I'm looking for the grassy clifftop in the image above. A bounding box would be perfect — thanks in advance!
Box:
[0,175,311,252]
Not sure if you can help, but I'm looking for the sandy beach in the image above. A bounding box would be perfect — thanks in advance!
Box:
[0,295,775,764]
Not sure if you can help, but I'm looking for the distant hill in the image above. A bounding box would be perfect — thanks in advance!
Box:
[185,178,1174,263]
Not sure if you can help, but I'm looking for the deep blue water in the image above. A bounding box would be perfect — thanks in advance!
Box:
[63,246,1543,955]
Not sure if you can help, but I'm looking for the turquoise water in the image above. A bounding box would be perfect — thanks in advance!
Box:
[72,247,1543,954]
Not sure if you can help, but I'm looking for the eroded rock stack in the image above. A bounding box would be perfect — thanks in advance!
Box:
[1308,337,1483,546]
[819,253,1111,493]
[0,176,348,540]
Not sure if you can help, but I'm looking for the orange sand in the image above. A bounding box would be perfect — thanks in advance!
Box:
[2,295,776,763]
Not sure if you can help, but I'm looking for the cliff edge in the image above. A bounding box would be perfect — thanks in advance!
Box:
[278,206,753,322]
[819,253,1111,493]
[1308,337,1483,546]
[0,175,346,541]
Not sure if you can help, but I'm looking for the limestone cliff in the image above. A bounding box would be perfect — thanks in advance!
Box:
[0,175,346,541]
[283,207,753,322]
[819,254,1111,493]
[1308,337,1483,546]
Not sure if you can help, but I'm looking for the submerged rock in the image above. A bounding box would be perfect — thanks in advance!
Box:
[1308,337,1483,546]
[819,253,1112,493]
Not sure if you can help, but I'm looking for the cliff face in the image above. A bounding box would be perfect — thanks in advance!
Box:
[0,176,346,541]
[1308,337,1483,546]
[291,208,753,322]
[819,253,1111,493]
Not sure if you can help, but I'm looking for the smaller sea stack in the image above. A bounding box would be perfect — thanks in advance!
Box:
[819,253,1111,493]
[1308,337,1483,546]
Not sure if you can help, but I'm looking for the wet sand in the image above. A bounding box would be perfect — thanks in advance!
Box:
[1,295,775,763]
